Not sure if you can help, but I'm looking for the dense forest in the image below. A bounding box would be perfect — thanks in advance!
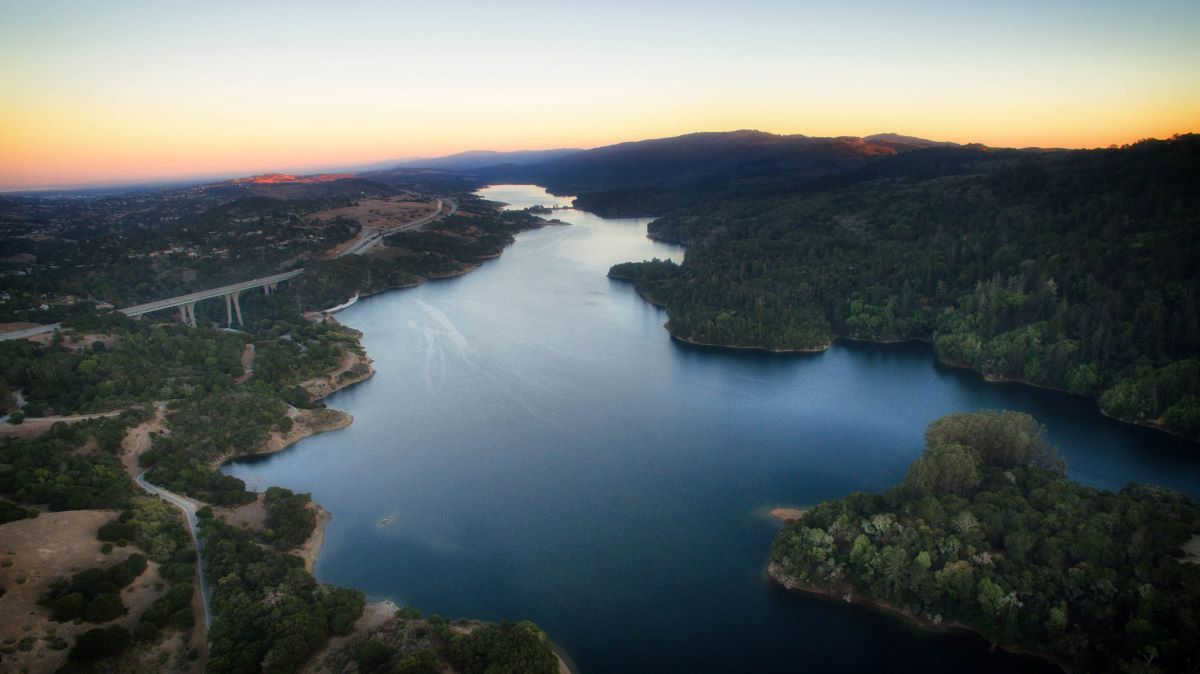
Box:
[200,515,365,673]
[0,415,141,513]
[481,130,961,217]
[610,136,1200,438]
[0,303,351,419]
[770,410,1200,673]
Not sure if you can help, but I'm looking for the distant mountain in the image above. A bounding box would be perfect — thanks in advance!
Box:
[387,148,583,171]
[215,173,396,200]
[476,130,982,215]
[233,173,358,185]
[861,133,959,149]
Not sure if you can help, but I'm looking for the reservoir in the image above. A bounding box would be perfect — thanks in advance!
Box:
[225,185,1200,673]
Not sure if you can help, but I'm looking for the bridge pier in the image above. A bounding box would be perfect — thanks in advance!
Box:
[178,304,197,327]
[118,268,304,326]
[224,291,244,327]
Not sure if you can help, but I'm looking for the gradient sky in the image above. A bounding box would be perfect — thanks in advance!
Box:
[2,0,1198,188]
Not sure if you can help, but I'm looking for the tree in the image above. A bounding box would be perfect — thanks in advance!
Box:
[904,443,981,494]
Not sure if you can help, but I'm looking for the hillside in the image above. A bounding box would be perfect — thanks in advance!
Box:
[609,134,1200,438]
[386,148,582,171]
[770,411,1200,673]
[478,130,977,215]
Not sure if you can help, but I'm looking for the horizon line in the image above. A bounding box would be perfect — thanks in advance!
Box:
[3,128,1194,194]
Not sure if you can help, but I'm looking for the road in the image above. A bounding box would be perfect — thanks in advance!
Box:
[0,323,62,342]
[119,269,305,318]
[336,197,457,258]
[136,472,213,630]
[0,407,124,426]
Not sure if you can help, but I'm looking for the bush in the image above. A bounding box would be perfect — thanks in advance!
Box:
[357,638,391,672]
[395,649,439,674]
[83,593,126,622]
[97,521,136,543]
[50,593,87,621]
[69,626,132,661]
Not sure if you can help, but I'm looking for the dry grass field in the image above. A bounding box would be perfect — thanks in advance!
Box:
[312,198,437,233]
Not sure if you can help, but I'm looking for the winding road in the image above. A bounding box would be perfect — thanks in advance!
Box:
[136,472,213,630]
[337,197,457,258]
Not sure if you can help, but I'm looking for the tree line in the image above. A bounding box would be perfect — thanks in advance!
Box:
[770,410,1200,673]
[611,136,1200,438]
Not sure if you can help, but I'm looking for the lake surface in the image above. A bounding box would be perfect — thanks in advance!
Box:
[226,185,1200,674]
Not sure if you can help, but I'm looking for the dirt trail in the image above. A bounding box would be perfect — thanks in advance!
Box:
[120,403,168,475]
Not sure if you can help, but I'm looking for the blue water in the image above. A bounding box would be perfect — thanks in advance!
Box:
[226,185,1200,674]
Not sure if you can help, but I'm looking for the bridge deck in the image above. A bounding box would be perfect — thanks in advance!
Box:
[119,269,304,316]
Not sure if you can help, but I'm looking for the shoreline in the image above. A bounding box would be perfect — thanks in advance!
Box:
[766,506,809,523]
[299,504,329,574]
[608,274,831,354]
[936,356,1197,442]
[767,563,1070,673]
[671,332,831,354]
[612,272,1195,443]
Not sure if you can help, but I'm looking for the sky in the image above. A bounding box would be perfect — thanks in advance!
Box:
[1,0,1198,189]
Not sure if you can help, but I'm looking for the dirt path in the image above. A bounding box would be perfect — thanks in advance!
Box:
[299,349,374,401]
[233,343,256,384]
[120,403,168,475]
[0,409,126,438]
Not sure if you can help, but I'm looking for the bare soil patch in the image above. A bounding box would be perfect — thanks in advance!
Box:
[768,507,810,523]
[0,410,125,441]
[120,403,168,477]
[299,350,375,401]
[215,494,268,533]
[316,198,439,256]
[1182,534,1200,564]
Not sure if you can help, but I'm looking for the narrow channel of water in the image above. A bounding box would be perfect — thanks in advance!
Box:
[226,185,1199,674]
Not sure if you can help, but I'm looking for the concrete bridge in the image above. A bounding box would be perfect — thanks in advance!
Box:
[0,269,305,341]
[118,269,305,327]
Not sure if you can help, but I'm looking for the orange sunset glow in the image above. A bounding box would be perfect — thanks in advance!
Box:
[2,1,1198,189]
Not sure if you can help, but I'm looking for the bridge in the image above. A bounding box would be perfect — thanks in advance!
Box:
[118,269,305,327]
[0,269,309,341]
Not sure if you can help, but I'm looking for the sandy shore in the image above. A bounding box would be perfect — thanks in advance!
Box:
[299,504,330,573]
[299,348,376,402]
[1183,534,1200,564]
[768,507,809,523]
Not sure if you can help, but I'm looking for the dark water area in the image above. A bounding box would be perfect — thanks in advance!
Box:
[226,185,1199,674]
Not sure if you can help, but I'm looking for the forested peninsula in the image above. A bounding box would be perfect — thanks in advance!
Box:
[609,136,1200,439]
[769,411,1200,673]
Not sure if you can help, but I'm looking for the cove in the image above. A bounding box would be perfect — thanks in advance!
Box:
[225,185,1200,674]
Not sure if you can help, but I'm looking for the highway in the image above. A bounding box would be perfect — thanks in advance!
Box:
[0,323,62,341]
[337,198,457,258]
